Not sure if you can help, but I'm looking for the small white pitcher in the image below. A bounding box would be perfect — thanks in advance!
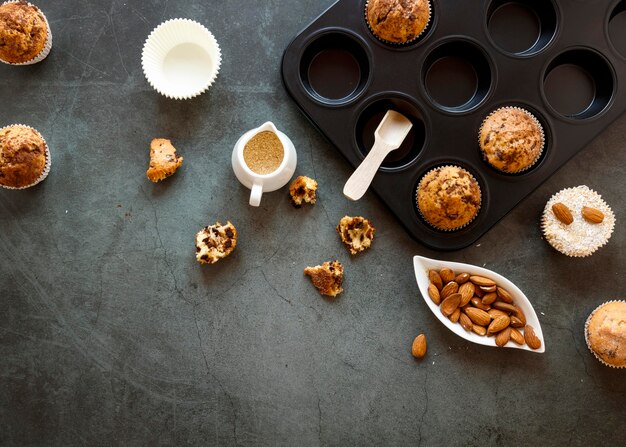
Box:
[232,122,297,207]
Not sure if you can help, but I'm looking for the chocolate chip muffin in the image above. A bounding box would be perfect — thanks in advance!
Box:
[336,216,375,255]
[146,138,183,182]
[366,0,431,44]
[0,1,49,64]
[304,260,344,297]
[0,124,48,188]
[585,301,626,368]
[417,166,481,231]
[195,221,237,264]
[479,107,544,174]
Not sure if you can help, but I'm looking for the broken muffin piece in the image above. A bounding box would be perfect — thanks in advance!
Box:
[336,216,376,255]
[289,175,318,207]
[304,260,344,297]
[146,138,183,182]
[195,221,238,264]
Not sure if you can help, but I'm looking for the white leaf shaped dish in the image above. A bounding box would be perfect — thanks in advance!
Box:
[414,256,545,353]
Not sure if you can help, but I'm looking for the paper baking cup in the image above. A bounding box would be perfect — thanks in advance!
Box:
[584,300,626,369]
[364,0,432,46]
[541,186,615,257]
[415,165,482,232]
[0,124,50,189]
[142,18,221,100]
[0,1,52,65]
[478,106,545,174]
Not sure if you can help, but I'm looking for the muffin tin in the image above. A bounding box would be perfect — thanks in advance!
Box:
[281,0,626,250]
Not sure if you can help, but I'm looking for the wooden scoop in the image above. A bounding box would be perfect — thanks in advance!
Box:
[343,110,413,201]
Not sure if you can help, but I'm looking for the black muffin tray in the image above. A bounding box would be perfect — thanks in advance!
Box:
[281,0,626,250]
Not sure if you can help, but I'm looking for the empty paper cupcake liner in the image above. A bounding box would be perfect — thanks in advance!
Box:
[364,0,432,47]
[0,124,51,189]
[584,300,626,369]
[142,18,222,100]
[0,1,53,65]
[478,106,545,174]
[415,164,482,232]
[541,186,615,257]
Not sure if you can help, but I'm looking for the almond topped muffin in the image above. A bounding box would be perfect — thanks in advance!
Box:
[0,124,48,188]
[366,0,431,44]
[0,1,49,64]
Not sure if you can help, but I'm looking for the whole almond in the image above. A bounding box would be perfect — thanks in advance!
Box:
[441,293,461,316]
[496,287,514,304]
[459,313,473,331]
[441,281,459,299]
[492,301,517,314]
[474,287,485,298]
[459,282,475,306]
[472,325,487,336]
[552,202,573,225]
[429,270,443,290]
[440,268,455,284]
[480,285,497,293]
[582,206,604,224]
[465,307,491,326]
[482,292,498,305]
[488,309,509,319]
[428,283,441,305]
[524,325,541,350]
[455,272,470,284]
[470,276,496,287]
[487,315,511,334]
[495,327,512,347]
[514,307,527,326]
[412,334,427,358]
[510,328,525,345]
[510,316,525,328]
[450,308,461,323]
[471,297,491,311]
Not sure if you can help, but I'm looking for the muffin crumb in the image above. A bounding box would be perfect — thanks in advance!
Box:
[289,175,317,207]
[195,221,237,264]
[304,261,344,297]
[147,138,183,182]
[336,216,375,255]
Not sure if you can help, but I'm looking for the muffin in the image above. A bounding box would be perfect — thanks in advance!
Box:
[585,301,626,368]
[146,138,183,182]
[541,186,615,257]
[417,166,481,231]
[479,107,544,174]
[366,0,431,45]
[0,124,49,188]
[0,1,51,65]
[304,260,344,298]
[336,215,376,255]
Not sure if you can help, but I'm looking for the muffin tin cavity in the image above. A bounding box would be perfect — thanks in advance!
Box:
[486,0,558,56]
[609,1,626,58]
[543,49,615,120]
[299,30,370,105]
[355,95,427,170]
[422,40,493,113]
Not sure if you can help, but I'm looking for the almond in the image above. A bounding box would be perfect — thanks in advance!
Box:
[465,307,491,326]
[480,285,497,293]
[495,327,512,347]
[487,315,511,334]
[514,307,527,326]
[459,313,473,331]
[459,282,475,306]
[496,287,514,304]
[440,268,455,284]
[482,292,497,305]
[471,297,491,311]
[552,202,573,225]
[449,308,461,323]
[524,325,541,350]
[474,286,485,298]
[428,283,441,305]
[492,301,517,314]
[455,272,470,284]
[412,334,427,358]
[441,293,461,316]
[488,309,509,319]
[472,325,487,336]
[429,270,443,290]
[441,281,459,299]
[470,275,496,287]
[582,206,604,224]
[510,328,525,345]
[510,316,525,328]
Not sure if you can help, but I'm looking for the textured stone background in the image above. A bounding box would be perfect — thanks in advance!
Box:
[0,1,624,446]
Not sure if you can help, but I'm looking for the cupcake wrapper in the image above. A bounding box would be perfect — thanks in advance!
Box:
[416,164,482,232]
[142,18,222,100]
[0,124,50,189]
[540,186,615,257]
[478,106,545,174]
[364,0,432,47]
[0,1,53,65]
[584,300,626,369]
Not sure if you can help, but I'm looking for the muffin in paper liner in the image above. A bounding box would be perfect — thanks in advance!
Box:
[364,0,432,46]
[142,18,222,100]
[541,186,615,257]
[415,165,482,232]
[0,124,50,189]
[0,1,52,65]
[584,300,626,369]
[478,106,545,174]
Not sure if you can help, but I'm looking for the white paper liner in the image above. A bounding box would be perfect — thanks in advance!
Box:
[142,18,222,100]
[415,165,482,232]
[0,1,52,65]
[364,0,432,46]
[584,300,626,369]
[541,186,615,257]
[0,124,50,189]
[478,106,545,174]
